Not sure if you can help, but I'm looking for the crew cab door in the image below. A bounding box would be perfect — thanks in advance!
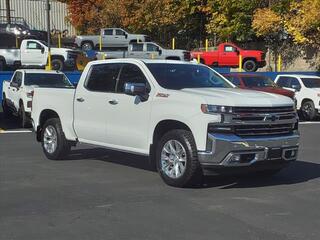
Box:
[146,43,160,59]
[220,45,239,66]
[21,40,47,66]
[73,63,122,144]
[114,29,128,46]
[8,71,23,111]
[105,63,153,153]
[276,76,302,107]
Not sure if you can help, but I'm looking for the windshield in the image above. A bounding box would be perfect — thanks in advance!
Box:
[301,78,320,88]
[241,76,277,88]
[146,63,233,90]
[24,73,73,88]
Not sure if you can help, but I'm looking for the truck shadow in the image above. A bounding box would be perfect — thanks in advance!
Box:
[65,147,320,188]
[0,112,22,130]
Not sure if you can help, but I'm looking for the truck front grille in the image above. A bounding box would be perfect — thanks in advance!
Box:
[209,106,298,137]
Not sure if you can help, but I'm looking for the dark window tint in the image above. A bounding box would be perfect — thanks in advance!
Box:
[25,73,73,88]
[104,29,113,35]
[277,77,299,88]
[147,44,158,52]
[290,78,301,88]
[301,78,320,88]
[12,71,23,87]
[241,76,276,88]
[117,64,148,93]
[131,43,143,51]
[147,63,232,90]
[225,76,241,86]
[115,29,125,36]
[86,64,121,92]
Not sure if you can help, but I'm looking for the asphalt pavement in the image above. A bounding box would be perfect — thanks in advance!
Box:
[1,109,320,240]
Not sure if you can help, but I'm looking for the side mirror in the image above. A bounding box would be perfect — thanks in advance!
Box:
[125,33,128,39]
[291,85,301,92]
[158,49,162,55]
[124,82,148,100]
[41,47,45,54]
[235,49,240,55]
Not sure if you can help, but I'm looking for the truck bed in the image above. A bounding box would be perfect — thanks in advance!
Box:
[0,49,21,65]
[32,87,77,141]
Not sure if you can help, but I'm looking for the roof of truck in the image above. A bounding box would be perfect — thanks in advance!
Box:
[16,69,64,74]
[276,74,320,78]
[93,58,197,65]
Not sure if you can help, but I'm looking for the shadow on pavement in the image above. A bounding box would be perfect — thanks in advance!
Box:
[64,147,320,188]
[0,111,22,130]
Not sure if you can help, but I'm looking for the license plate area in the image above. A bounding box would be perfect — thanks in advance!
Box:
[267,148,282,160]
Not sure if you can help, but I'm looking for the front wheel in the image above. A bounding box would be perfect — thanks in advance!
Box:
[156,130,202,187]
[41,118,71,160]
[19,103,30,128]
[2,96,11,118]
[51,58,64,71]
[301,100,316,121]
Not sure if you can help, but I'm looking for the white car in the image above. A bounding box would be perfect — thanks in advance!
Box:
[275,74,320,120]
[31,59,299,187]
[2,69,73,127]
[0,39,81,71]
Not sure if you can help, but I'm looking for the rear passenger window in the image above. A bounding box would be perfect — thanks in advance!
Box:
[86,64,121,92]
[117,64,149,93]
[131,43,143,52]
[104,29,113,35]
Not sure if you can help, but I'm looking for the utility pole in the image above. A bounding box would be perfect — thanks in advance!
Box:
[5,0,11,24]
[46,0,51,70]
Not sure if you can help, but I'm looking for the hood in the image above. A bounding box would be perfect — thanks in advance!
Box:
[179,88,294,107]
[242,86,295,99]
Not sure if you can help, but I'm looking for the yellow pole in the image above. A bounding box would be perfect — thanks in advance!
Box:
[58,33,61,48]
[16,37,19,48]
[277,54,282,72]
[151,53,154,59]
[197,54,200,64]
[102,53,106,60]
[99,34,102,51]
[205,39,208,52]
[172,38,175,50]
[46,51,52,70]
[238,55,242,72]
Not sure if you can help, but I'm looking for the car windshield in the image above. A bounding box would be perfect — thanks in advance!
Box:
[241,76,277,88]
[24,73,73,88]
[301,78,320,88]
[146,63,233,90]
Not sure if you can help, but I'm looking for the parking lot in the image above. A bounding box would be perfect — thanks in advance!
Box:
[1,108,320,240]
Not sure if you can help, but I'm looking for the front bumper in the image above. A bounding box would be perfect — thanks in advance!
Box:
[198,132,299,175]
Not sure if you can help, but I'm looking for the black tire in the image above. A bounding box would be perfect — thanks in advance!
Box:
[2,95,11,118]
[19,103,30,128]
[301,100,316,121]
[243,59,257,72]
[51,58,64,71]
[156,129,202,187]
[41,118,71,160]
[0,59,5,71]
[81,41,94,51]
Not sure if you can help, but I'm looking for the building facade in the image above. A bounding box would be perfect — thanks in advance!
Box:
[0,0,76,35]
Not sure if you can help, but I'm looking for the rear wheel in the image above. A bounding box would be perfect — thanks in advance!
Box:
[301,100,316,121]
[156,130,202,187]
[41,118,71,160]
[243,59,257,72]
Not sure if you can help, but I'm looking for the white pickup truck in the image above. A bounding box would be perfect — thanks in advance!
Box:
[96,42,191,61]
[74,28,151,51]
[2,69,74,127]
[0,39,81,71]
[275,74,320,120]
[31,59,300,187]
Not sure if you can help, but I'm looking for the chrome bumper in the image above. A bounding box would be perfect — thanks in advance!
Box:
[198,132,299,167]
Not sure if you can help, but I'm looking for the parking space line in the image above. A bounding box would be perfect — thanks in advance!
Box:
[0,130,32,134]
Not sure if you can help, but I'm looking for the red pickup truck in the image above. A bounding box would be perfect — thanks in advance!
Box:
[191,43,266,72]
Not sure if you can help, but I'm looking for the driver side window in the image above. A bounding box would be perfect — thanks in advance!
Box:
[117,64,150,93]
[26,41,42,50]
[224,45,235,52]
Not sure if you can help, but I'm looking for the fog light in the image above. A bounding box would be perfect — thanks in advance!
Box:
[228,154,241,164]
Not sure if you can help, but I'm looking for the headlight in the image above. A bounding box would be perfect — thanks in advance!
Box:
[201,104,233,114]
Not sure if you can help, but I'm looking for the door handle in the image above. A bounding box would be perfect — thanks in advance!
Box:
[76,97,85,102]
[108,99,118,105]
